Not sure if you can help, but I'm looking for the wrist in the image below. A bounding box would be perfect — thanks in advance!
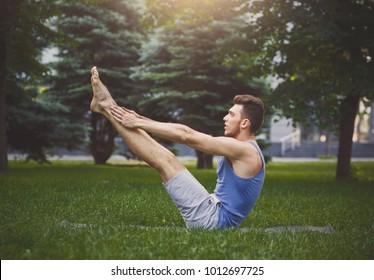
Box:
[136,117,149,130]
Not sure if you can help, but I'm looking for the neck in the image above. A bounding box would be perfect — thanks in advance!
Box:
[236,133,256,142]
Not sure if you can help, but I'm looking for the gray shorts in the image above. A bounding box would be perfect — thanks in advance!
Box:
[163,168,220,230]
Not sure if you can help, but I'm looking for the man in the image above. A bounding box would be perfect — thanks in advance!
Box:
[90,66,265,230]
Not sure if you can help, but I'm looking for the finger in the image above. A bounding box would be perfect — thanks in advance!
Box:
[111,106,123,116]
[113,112,124,122]
[110,107,117,115]
[111,105,121,111]
[111,109,122,119]
[112,106,128,117]
[121,107,136,114]
[112,115,120,122]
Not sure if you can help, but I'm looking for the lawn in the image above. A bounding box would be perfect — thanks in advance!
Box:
[0,160,373,260]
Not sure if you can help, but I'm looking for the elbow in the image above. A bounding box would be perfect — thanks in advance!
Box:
[179,125,194,145]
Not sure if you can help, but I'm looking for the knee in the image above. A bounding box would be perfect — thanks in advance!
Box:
[158,149,181,170]
[156,150,184,182]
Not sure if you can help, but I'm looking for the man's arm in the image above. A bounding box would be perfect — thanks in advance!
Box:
[111,106,256,162]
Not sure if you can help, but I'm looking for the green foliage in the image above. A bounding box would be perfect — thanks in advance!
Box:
[133,0,272,169]
[144,0,246,27]
[241,0,374,130]
[0,0,88,165]
[3,0,372,177]
[234,0,374,178]
[134,0,268,134]
[47,0,144,163]
[1,0,62,77]
[0,161,373,259]
[6,85,87,162]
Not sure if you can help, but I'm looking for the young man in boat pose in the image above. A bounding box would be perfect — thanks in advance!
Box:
[90,66,265,229]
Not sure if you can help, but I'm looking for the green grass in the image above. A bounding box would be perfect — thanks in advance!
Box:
[0,160,373,260]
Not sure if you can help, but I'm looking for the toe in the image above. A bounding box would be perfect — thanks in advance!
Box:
[91,66,98,75]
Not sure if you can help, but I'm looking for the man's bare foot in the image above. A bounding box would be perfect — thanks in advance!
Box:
[90,66,117,113]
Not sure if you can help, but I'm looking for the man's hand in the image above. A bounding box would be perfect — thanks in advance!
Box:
[111,106,141,128]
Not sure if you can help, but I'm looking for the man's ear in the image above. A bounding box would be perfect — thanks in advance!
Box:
[241,118,251,129]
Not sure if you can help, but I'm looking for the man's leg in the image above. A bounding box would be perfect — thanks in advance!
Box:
[90,66,185,182]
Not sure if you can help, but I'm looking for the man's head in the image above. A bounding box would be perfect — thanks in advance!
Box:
[224,95,264,137]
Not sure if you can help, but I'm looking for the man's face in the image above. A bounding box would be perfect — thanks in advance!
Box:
[223,104,243,138]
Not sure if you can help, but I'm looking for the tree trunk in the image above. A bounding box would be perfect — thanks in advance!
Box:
[90,113,115,165]
[0,35,8,172]
[336,94,360,179]
[196,149,213,169]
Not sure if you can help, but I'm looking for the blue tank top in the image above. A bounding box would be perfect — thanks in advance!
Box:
[214,141,265,228]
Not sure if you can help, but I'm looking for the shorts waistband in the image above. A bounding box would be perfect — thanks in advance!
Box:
[210,193,221,205]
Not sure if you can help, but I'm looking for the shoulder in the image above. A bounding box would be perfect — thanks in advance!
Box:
[211,137,260,166]
[228,141,263,177]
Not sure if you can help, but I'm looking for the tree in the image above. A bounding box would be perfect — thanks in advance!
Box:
[239,0,374,179]
[6,84,87,163]
[48,0,144,164]
[0,0,76,170]
[134,0,266,168]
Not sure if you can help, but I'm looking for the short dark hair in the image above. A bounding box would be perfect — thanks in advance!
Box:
[233,95,264,134]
